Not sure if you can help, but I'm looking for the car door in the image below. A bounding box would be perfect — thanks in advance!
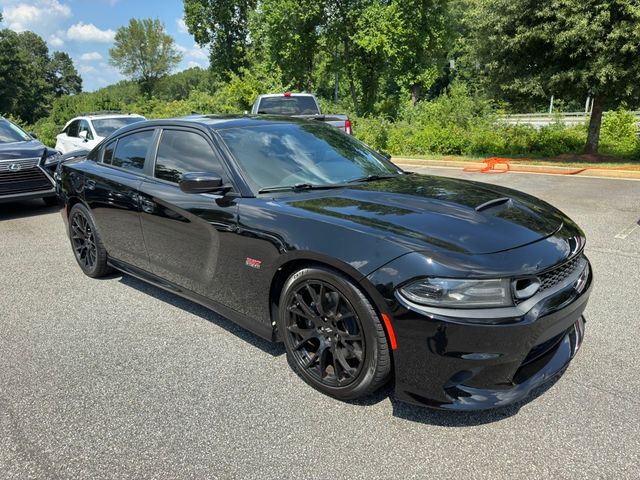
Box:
[82,129,156,270]
[137,127,239,301]
[58,120,80,153]
[77,119,95,150]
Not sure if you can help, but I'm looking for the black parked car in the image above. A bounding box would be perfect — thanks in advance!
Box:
[0,116,61,205]
[58,116,592,410]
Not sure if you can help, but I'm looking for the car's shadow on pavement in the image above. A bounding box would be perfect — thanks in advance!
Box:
[0,199,60,220]
[117,273,285,357]
[110,271,561,425]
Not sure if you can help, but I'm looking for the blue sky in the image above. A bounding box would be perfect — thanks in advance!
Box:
[0,0,208,91]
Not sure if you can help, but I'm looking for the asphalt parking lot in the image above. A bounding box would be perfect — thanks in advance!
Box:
[1,168,639,479]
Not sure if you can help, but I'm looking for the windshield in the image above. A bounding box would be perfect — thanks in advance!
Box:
[0,119,32,143]
[218,123,400,192]
[257,96,320,115]
[92,117,145,137]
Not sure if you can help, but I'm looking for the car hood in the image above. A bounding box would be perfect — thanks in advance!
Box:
[0,139,47,160]
[281,174,567,255]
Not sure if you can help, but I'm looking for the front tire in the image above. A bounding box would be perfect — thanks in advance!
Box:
[279,266,391,401]
[68,203,112,278]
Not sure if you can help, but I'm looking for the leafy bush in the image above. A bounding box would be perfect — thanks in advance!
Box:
[600,109,640,159]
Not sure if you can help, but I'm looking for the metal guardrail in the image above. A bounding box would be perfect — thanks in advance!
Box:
[500,111,640,130]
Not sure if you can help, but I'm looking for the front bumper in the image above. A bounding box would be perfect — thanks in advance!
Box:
[369,254,593,410]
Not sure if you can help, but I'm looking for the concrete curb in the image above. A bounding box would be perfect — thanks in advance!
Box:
[392,157,640,180]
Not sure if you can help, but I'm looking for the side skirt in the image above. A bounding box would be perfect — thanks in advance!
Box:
[108,258,276,342]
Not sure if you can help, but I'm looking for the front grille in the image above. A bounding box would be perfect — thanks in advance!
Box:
[0,167,53,196]
[538,255,583,293]
[0,157,40,171]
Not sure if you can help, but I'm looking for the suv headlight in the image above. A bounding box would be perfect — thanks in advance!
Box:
[44,151,62,166]
[398,277,512,308]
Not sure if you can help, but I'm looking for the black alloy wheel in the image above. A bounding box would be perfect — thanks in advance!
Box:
[71,211,97,270]
[280,267,391,400]
[286,279,365,386]
[68,203,112,278]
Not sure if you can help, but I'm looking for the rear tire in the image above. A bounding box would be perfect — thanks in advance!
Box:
[68,203,112,278]
[278,266,391,401]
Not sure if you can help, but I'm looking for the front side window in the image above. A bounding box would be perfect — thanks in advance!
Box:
[0,119,31,143]
[154,130,224,183]
[79,120,93,140]
[218,123,398,191]
[111,130,154,172]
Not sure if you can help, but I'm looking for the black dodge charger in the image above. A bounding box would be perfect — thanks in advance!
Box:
[0,116,60,205]
[58,115,592,410]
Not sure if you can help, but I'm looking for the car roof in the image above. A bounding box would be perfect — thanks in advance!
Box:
[109,114,317,137]
[257,93,315,98]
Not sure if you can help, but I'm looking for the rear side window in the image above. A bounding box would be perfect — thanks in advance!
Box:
[154,130,224,183]
[102,140,116,164]
[66,120,80,137]
[111,130,154,172]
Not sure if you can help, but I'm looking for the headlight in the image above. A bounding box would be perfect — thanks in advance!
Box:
[44,152,62,166]
[398,277,512,308]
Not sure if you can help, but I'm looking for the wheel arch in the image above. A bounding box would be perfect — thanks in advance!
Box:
[268,253,395,360]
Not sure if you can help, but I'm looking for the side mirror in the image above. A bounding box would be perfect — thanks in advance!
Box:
[29,132,38,139]
[179,172,228,194]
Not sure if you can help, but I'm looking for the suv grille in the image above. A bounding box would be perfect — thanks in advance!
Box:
[0,163,53,197]
[538,255,583,293]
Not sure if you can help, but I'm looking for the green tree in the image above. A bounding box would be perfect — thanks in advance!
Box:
[467,0,640,154]
[49,52,82,96]
[109,18,183,97]
[183,0,256,80]
[257,0,324,90]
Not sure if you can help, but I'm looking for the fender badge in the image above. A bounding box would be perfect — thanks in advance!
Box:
[245,257,262,269]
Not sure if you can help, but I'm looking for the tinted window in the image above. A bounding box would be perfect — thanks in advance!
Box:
[92,117,145,137]
[218,123,398,191]
[154,130,223,183]
[257,96,319,115]
[66,120,80,137]
[111,130,153,171]
[103,140,116,164]
[0,119,31,143]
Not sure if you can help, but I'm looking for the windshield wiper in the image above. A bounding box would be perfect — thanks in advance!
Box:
[347,173,399,183]
[258,183,344,194]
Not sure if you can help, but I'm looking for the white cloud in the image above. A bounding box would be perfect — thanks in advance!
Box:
[175,44,187,53]
[49,31,65,47]
[2,0,71,35]
[176,18,189,34]
[78,64,98,75]
[67,22,115,43]
[188,44,208,60]
[80,52,103,61]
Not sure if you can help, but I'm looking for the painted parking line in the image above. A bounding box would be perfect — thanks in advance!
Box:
[614,220,640,239]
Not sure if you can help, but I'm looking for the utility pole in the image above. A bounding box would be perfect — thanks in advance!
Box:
[549,95,554,114]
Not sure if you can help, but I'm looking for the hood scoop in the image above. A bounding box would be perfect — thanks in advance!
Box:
[475,197,512,213]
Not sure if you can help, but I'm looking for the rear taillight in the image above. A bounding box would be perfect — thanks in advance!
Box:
[284,91,291,97]
[344,119,352,135]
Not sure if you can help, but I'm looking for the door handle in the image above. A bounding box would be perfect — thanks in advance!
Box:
[85,179,96,190]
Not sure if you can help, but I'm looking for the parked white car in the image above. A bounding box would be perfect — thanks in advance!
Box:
[55,112,145,154]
